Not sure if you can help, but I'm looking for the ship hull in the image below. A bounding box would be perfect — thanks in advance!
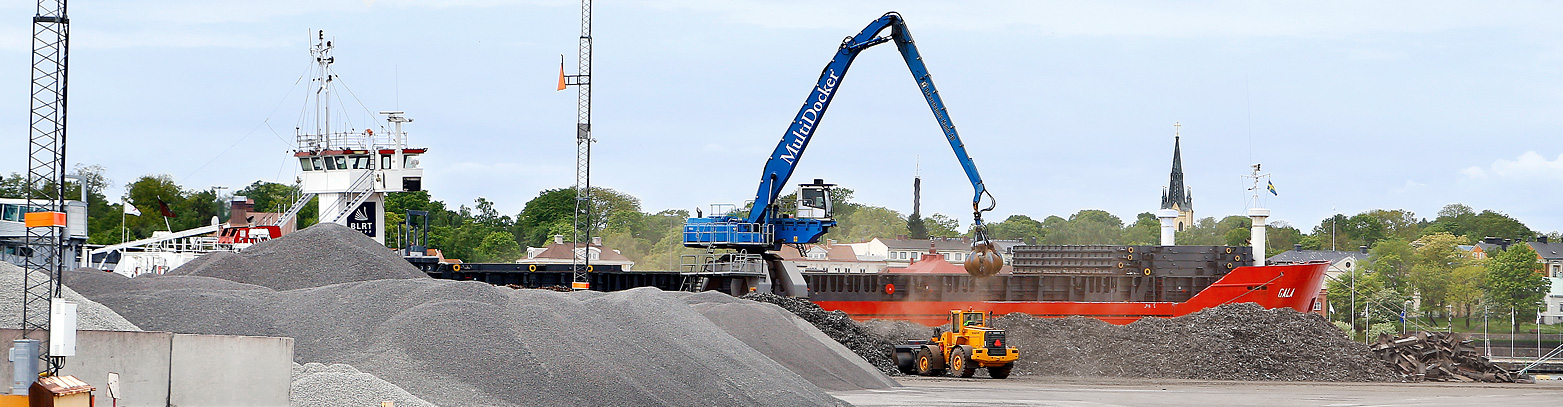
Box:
[809,262,1328,326]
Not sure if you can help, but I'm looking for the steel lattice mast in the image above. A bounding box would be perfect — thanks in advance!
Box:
[24,0,70,375]
[562,0,593,288]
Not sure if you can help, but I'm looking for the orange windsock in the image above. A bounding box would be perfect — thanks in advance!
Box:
[557,60,567,91]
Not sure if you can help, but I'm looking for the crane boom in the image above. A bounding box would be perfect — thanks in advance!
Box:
[684,12,1003,279]
[745,11,991,225]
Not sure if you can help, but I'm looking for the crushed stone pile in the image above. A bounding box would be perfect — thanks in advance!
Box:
[680,291,897,391]
[291,362,434,407]
[168,223,428,290]
[73,275,853,406]
[0,263,139,331]
[983,303,1399,381]
[740,293,903,376]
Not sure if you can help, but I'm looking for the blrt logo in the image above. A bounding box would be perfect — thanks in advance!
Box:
[347,202,377,237]
[1277,288,1295,298]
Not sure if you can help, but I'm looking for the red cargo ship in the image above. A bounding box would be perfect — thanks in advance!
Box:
[801,245,1328,326]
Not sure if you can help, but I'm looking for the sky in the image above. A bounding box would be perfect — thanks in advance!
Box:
[3,1,1563,234]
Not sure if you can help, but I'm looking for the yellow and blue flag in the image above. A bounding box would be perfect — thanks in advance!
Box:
[1266,180,1277,196]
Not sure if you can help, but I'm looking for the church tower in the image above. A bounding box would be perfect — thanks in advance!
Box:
[1160,123,1194,231]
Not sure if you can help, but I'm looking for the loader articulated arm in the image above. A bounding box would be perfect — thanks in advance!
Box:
[745,12,993,227]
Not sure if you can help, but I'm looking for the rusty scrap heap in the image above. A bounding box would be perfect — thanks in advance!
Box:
[1370,331,1521,383]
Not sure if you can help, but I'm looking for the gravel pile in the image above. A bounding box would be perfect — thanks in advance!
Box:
[984,303,1399,381]
[0,263,139,331]
[680,291,897,391]
[169,223,429,290]
[291,362,434,407]
[73,276,851,406]
[740,293,902,376]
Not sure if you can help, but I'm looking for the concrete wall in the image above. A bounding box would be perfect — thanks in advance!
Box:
[0,329,291,407]
[168,334,292,406]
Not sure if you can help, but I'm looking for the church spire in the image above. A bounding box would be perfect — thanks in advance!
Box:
[1161,122,1193,212]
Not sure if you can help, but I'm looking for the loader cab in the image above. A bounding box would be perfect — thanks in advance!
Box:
[795,179,835,220]
[951,310,988,333]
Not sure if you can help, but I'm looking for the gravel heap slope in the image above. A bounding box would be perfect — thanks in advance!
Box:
[740,293,903,376]
[291,362,434,407]
[74,276,852,406]
[0,263,139,331]
[681,291,897,391]
[169,223,428,290]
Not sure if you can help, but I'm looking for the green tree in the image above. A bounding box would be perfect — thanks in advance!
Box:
[1050,210,1123,244]
[1361,209,1420,241]
[836,205,907,242]
[906,213,929,240]
[1365,238,1414,294]
[1121,212,1160,245]
[1484,243,1548,324]
[473,231,523,262]
[1223,227,1250,247]
[925,213,960,238]
[517,187,641,247]
[987,214,1046,244]
[1446,263,1486,329]
[1410,232,1470,324]
[1266,221,1304,258]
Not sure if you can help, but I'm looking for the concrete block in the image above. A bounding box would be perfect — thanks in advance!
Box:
[168,334,292,407]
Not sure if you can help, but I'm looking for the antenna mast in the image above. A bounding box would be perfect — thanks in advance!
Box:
[24,0,70,375]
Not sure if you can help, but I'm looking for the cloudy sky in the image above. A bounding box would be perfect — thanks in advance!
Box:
[3,1,1562,234]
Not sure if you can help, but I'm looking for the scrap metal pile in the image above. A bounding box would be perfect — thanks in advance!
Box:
[1370,331,1520,383]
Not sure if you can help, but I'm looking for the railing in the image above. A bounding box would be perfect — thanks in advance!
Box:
[327,170,379,224]
[682,221,773,246]
[296,131,397,151]
[680,252,767,275]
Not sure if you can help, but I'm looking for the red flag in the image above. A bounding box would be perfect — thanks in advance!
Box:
[157,198,176,218]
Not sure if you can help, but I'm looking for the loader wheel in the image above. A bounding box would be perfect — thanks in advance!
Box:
[988,363,1013,379]
[951,347,976,378]
[915,349,942,376]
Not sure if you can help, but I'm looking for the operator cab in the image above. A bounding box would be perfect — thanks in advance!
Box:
[795,179,835,220]
[953,310,988,330]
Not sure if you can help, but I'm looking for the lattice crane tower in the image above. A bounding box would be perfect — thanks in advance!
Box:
[23,0,71,376]
[559,0,594,289]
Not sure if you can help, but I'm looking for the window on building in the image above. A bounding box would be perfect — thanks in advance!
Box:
[324,157,337,170]
[312,158,324,171]
[1313,300,1322,311]
[299,158,313,171]
[404,154,421,169]
[2,204,19,222]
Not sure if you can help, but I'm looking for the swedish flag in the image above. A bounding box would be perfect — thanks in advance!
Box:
[1267,180,1277,196]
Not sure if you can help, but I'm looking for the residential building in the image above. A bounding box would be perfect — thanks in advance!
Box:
[773,242,887,274]
[1525,238,1563,325]
[860,237,1024,268]
[1267,244,1370,283]
[521,235,635,271]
